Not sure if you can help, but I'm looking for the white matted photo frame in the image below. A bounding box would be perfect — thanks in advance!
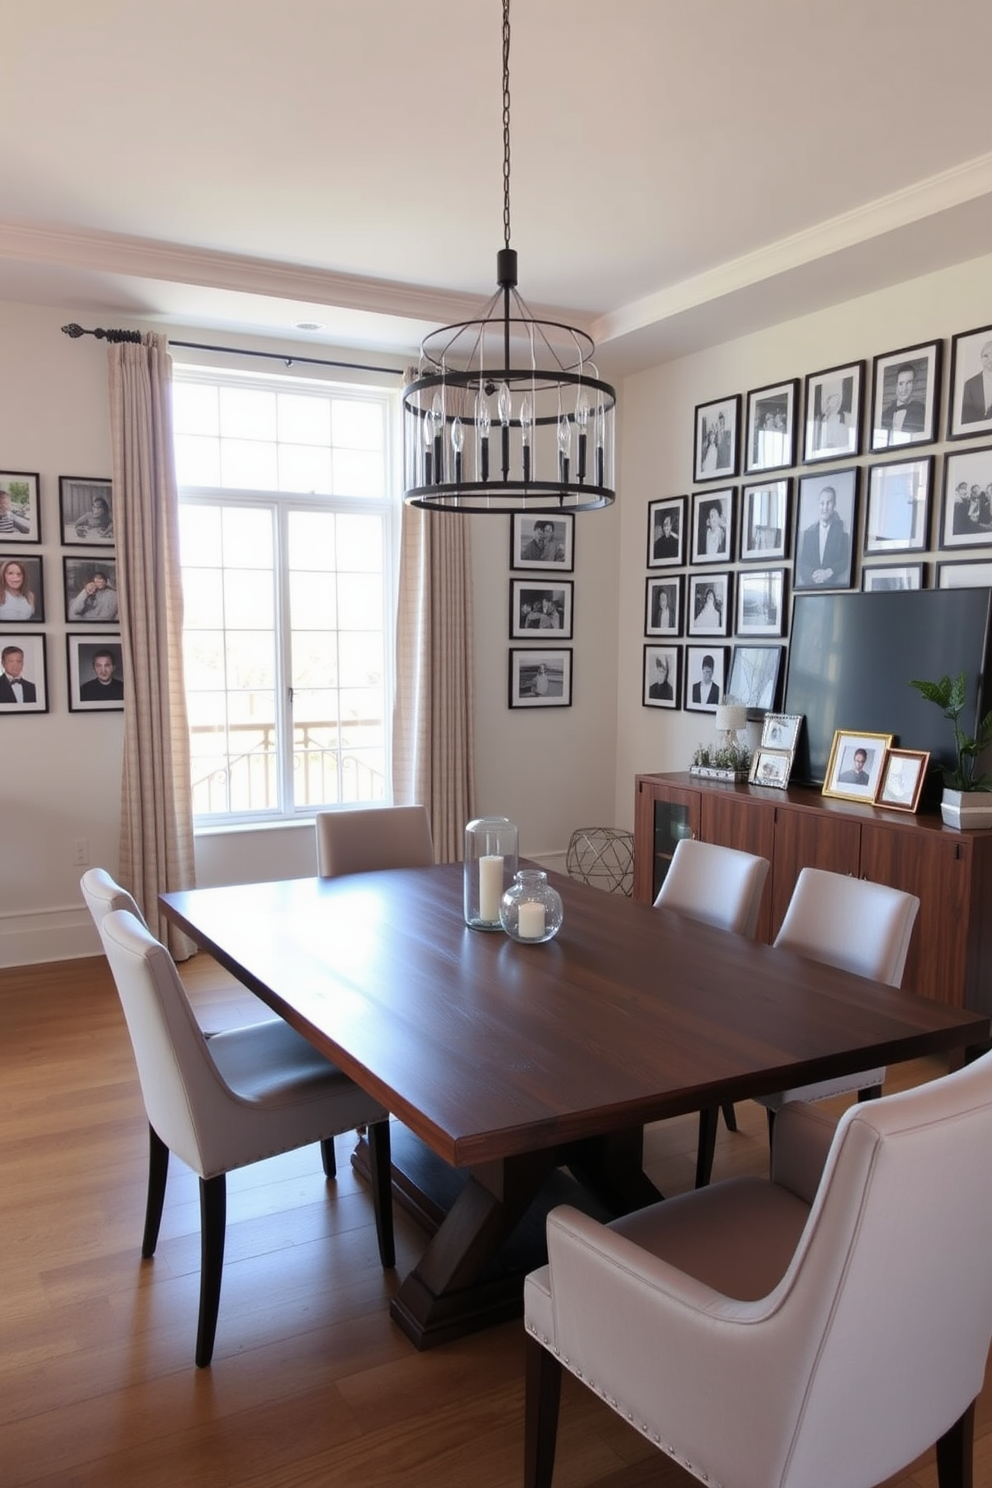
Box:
[749,748,792,789]
[0,471,41,543]
[874,747,929,814]
[736,567,787,637]
[645,574,683,636]
[0,633,47,712]
[740,478,791,561]
[59,476,114,547]
[749,713,802,789]
[67,635,125,711]
[803,361,864,463]
[691,488,734,564]
[822,729,893,803]
[869,340,941,452]
[643,643,681,709]
[693,395,740,483]
[509,513,574,571]
[744,379,797,474]
[684,644,727,713]
[727,644,783,714]
[0,553,45,623]
[646,495,687,568]
[862,563,924,592]
[761,712,802,753]
[948,325,992,440]
[793,469,857,590]
[939,445,992,548]
[937,559,992,590]
[509,579,573,639]
[508,648,572,708]
[864,456,932,555]
[687,572,731,637]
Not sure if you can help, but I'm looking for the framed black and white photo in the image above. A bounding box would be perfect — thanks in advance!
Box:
[510,512,574,571]
[690,488,734,564]
[744,379,797,474]
[937,560,992,590]
[0,554,44,623]
[643,643,681,710]
[645,574,683,636]
[793,469,858,591]
[869,341,941,452]
[948,325,992,440]
[62,557,120,624]
[862,564,924,592]
[67,635,124,712]
[59,476,114,547]
[735,567,786,637]
[864,456,932,555]
[0,471,41,543]
[684,644,727,714]
[687,572,731,637]
[822,729,892,803]
[740,478,790,561]
[802,361,864,463]
[509,579,573,639]
[693,395,740,483]
[508,648,572,708]
[0,633,47,712]
[874,747,929,814]
[646,495,686,568]
[727,644,783,713]
[939,446,992,548]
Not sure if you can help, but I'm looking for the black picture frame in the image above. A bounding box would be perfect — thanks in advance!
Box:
[59,476,115,547]
[642,643,681,710]
[862,563,924,592]
[793,469,858,591]
[0,470,41,543]
[939,445,992,549]
[509,512,574,571]
[735,567,787,637]
[508,648,572,708]
[869,340,942,452]
[509,579,573,639]
[646,495,687,568]
[0,632,48,712]
[739,478,791,561]
[727,644,783,714]
[947,324,992,441]
[644,574,683,636]
[802,361,864,463]
[67,634,125,712]
[693,395,740,483]
[687,571,732,637]
[0,553,45,623]
[690,488,735,564]
[684,644,727,714]
[864,456,933,555]
[744,379,798,474]
[63,556,120,624]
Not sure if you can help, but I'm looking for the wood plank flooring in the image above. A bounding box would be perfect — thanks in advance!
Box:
[1,953,989,1488]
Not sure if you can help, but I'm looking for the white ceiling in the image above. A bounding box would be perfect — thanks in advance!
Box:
[3,0,992,377]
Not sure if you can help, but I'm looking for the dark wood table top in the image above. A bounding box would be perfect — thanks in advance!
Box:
[162,863,989,1169]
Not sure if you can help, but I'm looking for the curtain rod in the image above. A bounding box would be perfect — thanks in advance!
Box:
[61,323,402,377]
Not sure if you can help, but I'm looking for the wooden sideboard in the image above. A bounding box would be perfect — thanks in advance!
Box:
[634,772,992,1015]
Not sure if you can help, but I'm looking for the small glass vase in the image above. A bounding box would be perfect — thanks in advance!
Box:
[499,869,564,944]
[464,816,518,930]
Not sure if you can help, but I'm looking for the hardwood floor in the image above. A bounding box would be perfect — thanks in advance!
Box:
[1,953,989,1488]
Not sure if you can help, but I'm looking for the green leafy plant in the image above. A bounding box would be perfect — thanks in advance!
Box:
[909,671,992,792]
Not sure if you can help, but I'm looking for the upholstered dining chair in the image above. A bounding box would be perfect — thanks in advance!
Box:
[315,803,434,877]
[95,905,396,1367]
[653,837,771,1186]
[524,1049,992,1488]
[757,867,920,1130]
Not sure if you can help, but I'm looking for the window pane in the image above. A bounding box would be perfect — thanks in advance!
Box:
[221,506,273,567]
[279,444,332,494]
[220,387,277,440]
[334,448,385,497]
[221,438,278,491]
[336,513,383,570]
[175,433,221,488]
[332,398,384,450]
[288,511,336,570]
[224,569,274,629]
[278,393,331,444]
[289,573,338,631]
[179,503,222,565]
[173,382,219,435]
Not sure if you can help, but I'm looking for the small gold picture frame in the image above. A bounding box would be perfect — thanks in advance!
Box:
[822,729,893,803]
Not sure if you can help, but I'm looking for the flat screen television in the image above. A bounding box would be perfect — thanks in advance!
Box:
[783,589,992,795]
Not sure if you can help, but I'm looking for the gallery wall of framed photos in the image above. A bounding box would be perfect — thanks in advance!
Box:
[506,512,575,709]
[641,321,992,720]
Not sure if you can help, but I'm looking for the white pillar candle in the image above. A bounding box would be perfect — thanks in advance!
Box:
[517,901,546,939]
[478,855,504,922]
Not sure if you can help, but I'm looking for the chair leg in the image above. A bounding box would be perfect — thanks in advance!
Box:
[766,1107,776,1141]
[721,1102,738,1132]
[367,1119,395,1270]
[195,1174,227,1369]
[524,1331,562,1488]
[141,1124,170,1258]
[936,1401,975,1488]
[695,1108,718,1188]
[320,1136,337,1177]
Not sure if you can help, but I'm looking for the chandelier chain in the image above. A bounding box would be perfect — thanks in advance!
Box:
[502,0,511,252]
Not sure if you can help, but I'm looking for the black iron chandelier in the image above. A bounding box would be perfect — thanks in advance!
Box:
[402,0,617,513]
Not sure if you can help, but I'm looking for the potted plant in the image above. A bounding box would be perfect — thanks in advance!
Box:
[689,740,751,783]
[909,671,992,828]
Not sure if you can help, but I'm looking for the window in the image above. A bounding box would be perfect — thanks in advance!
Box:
[173,368,397,823]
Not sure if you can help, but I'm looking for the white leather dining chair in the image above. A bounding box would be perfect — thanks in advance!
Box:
[524,1048,992,1488]
[315,804,434,877]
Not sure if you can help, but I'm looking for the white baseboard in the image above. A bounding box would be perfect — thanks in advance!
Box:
[0,907,100,968]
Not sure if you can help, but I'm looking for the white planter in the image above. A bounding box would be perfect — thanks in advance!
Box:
[940,789,992,830]
[689,765,748,783]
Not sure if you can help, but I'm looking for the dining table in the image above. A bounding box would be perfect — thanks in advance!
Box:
[161,862,989,1349]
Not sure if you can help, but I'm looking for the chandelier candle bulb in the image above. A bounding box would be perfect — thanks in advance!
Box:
[479,856,504,923]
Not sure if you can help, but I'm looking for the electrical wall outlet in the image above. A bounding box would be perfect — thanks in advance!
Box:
[72,838,89,866]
